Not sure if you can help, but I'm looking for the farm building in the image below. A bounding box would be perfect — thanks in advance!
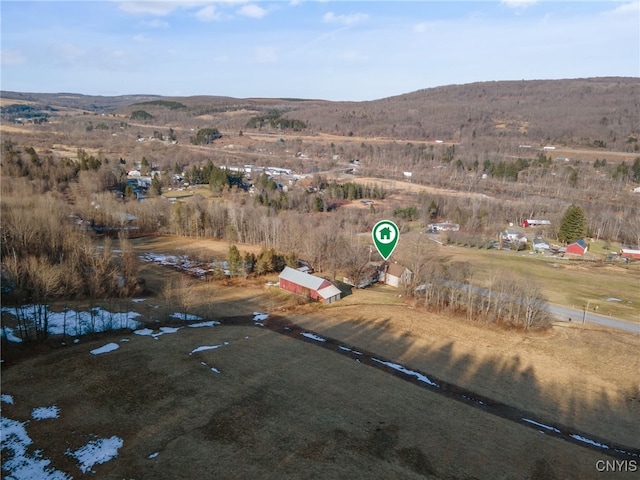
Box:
[522,219,551,228]
[566,239,588,255]
[427,222,460,232]
[620,249,640,260]
[278,267,341,304]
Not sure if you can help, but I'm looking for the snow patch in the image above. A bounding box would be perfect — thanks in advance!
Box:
[32,406,60,421]
[1,416,71,480]
[339,345,363,355]
[372,358,439,387]
[188,320,220,328]
[134,327,181,339]
[522,418,560,433]
[570,434,609,449]
[190,345,225,355]
[90,342,119,355]
[301,332,326,342]
[67,435,123,473]
[253,312,268,323]
[169,312,202,321]
[2,394,15,405]
[0,327,23,343]
[1,305,141,341]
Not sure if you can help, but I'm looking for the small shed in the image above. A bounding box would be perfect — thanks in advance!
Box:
[278,266,341,304]
[566,239,588,255]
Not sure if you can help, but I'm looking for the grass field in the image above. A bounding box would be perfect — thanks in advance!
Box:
[418,239,640,322]
[3,320,638,479]
[2,235,638,479]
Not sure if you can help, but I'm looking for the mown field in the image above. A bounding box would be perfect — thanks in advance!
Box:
[2,235,638,479]
[419,239,640,322]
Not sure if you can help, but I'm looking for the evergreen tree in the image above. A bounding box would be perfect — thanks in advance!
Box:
[243,252,256,275]
[227,245,244,277]
[151,175,162,196]
[557,204,587,244]
[632,157,640,182]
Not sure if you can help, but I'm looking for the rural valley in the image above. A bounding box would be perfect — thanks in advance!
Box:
[1,77,640,479]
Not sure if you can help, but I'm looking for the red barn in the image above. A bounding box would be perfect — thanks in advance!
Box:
[278,267,341,304]
[566,239,588,255]
[620,249,640,260]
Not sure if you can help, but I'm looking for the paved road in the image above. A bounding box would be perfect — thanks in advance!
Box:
[548,304,640,334]
[438,279,640,335]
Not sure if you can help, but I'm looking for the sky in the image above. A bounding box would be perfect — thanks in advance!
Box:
[1,0,639,101]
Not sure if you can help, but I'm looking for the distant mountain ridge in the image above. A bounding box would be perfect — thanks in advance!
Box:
[2,77,638,150]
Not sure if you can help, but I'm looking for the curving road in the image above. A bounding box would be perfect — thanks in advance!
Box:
[549,304,640,334]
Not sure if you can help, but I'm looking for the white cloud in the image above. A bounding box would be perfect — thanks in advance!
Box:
[414,22,437,33]
[323,12,368,26]
[118,1,182,16]
[1,49,26,66]
[254,46,278,63]
[340,51,367,62]
[289,0,301,5]
[607,1,640,15]
[142,19,169,28]
[196,5,222,21]
[53,43,87,64]
[238,4,268,18]
[501,0,537,8]
[133,33,148,42]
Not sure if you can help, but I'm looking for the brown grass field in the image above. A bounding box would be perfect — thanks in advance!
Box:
[2,236,639,479]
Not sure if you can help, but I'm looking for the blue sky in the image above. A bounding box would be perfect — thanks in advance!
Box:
[1,1,638,100]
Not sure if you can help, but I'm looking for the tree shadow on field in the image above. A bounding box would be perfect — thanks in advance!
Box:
[269,309,640,463]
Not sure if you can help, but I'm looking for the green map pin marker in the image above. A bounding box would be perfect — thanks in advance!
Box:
[372,220,400,260]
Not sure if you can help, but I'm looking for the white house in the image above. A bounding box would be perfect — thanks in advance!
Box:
[380,263,412,288]
[532,237,550,252]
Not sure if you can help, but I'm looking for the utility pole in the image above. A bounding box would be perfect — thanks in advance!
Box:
[582,300,591,328]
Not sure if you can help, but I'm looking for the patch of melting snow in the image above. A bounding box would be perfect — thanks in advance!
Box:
[1,327,23,343]
[1,416,72,480]
[210,367,221,374]
[605,297,622,302]
[615,449,640,458]
[2,394,15,405]
[463,395,486,406]
[131,298,146,303]
[148,452,159,459]
[570,434,609,449]
[66,435,123,473]
[134,327,181,339]
[169,312,202,321]
[253,312,268,323]
[301,332,326,342]
[190,344,225,355]
[139,252,229,278]
[372,358,439,387]
[522,418,560,433]
[188,320,220,328]
[339,345,363,355]
[0,305,141,342]
[90,342,119,355]
[32,406,60,421]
